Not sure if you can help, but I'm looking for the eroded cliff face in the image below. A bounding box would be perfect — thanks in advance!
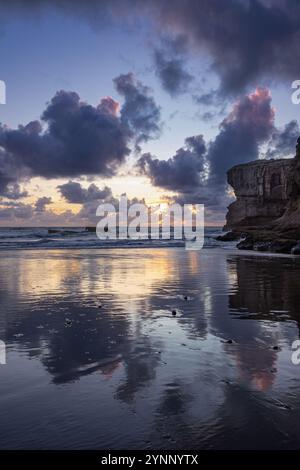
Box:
[222,139,300,253]
[273,138,300,230]
[225,158,292,230]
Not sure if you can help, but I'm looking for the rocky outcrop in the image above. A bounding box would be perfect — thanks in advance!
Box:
[225,158,292,230]
[222,138,300,254]
[272,138,300,231]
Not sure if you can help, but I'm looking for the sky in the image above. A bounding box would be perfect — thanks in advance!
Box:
[0,0,300,226]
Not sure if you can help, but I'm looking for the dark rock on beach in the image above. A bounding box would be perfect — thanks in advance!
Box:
[270,240,297,254]
[291,243,300,255]
[216,231,242,242]
[253,241,270,252]
[236,236,254,250]
[237,233,297,254]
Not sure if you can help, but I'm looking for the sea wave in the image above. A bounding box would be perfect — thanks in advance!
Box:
[0,227,235,250]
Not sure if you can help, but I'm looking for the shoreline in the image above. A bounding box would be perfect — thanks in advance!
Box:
[0,244,299,260]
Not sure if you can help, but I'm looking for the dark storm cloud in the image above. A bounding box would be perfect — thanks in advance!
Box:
[58,181,112,204]
[153,35,193,96]
[153,49,192,97]
[266,120,300,159]
[137,87,277,209]
[0,76,160,183]
[113,73,161,145]
[35,196,52,212]
[137,135,206,192]
[0,70,161,212]
[0,90,131,178]
[205,87,276,209]
[146,0,300,94]
[208,87,275,182]
[2,0,300,94]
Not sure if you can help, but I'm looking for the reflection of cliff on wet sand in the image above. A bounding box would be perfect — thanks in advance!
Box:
[228,255,300,327]
[226,255,300,391]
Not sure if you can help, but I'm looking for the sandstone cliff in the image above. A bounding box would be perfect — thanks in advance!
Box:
[272,138,300,231]
[222,138,300,253]
[225,158,292,230]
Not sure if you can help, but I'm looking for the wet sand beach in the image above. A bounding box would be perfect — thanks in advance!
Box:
[0,247,300,449]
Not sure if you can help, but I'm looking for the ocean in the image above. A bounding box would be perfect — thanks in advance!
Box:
[0,226,234,250]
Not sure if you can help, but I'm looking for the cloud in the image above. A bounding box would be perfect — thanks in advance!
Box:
[146,0,300,94]
[0,73,161,187]
[98,96,120,116]
[58,181,112,204]
[265,120,299,159]
[193,91,217,107]
[0,70,162,225]
[75,192,145,223]
[0,84,286,225]
[137,135,206,192]
[0,90,131,179]
[153,35,193,96]
[35,196,52,212]
[0,182,28,200]
[113,73,161,146]
[3,0,300,94]
[193,90,227,122]
[0,198,52,221]
[208,87,275,182]
[137,87,278,212]
[0,202,34,220]
[0,201,67,224]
